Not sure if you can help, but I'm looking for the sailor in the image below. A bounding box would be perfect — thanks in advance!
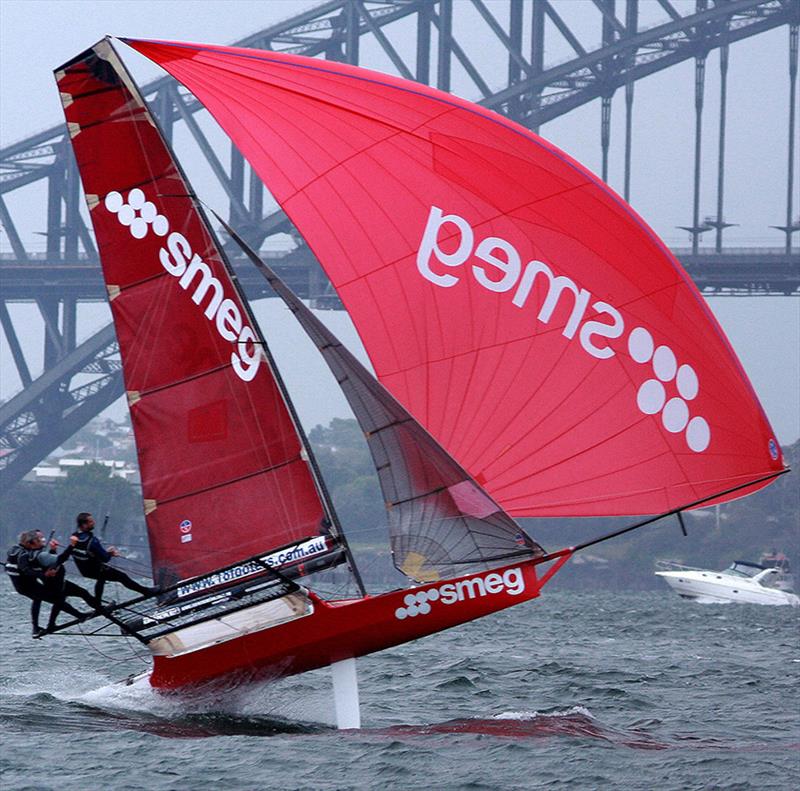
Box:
[5,530,92,637]
[70,512,158,601]
[5,531,48,637]
[33,531,100,627]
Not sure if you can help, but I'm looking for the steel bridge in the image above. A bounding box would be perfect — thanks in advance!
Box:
[1,0,798,489]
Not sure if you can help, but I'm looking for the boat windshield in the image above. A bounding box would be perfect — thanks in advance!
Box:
[727,561,764,578]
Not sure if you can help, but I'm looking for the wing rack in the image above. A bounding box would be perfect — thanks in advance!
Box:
[41,542,342,644]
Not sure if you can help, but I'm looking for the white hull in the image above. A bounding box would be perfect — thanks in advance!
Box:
[656,570,800,606]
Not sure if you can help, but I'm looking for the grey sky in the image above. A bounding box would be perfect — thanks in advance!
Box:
[1,0,798,442]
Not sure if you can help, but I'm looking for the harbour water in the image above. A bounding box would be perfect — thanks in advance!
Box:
[1,590,798,790]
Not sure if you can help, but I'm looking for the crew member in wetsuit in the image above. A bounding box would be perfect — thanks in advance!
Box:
[70,512,158,601]
[33,530,100,627]
[5,530,92,637]
[5,531,48,637]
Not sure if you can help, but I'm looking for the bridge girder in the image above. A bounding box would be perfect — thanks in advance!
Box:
[0,0,798,491]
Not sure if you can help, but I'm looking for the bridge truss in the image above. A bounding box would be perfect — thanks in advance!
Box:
[1,0,798,489]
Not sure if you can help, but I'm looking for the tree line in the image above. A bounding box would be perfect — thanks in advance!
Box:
[2,418,796,590]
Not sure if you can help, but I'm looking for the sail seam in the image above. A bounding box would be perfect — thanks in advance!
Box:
[102,266,175,296]
[149,457,305,507]
[134,361,234,398]
[388,485,449,508]
[502,466,783,511]
[446,550,537,565]
[71,84,122,101]
[328,182,590,293]
[366,417,414,436]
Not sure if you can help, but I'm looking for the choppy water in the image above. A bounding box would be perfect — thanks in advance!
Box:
[1,590,798,790]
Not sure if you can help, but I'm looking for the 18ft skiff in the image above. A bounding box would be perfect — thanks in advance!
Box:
[48,39,786,720]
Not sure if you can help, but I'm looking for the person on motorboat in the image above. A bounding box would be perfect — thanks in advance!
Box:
[70,512,158,601]
[5,530,93,637]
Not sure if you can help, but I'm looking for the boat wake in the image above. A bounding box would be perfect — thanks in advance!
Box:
[2,693,324,738]
[3,685,662,746]
[692,596,734,605]
[0,670,335,738]
[378,707,669,749]
[0,677,765,751]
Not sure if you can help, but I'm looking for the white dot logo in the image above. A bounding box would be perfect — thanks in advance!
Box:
[637,379,665,415]
[676,364,698,400]
[652,346,677,382]
[105,188,169,240]
[395,588,438,619]
[628,327,654,363]
[662,397,689,433]
[627,326,711,453]
[686,416,710,452]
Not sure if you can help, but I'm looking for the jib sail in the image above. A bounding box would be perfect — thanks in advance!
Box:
[218,219,544,582]
[126,38,785,518]
[56,40,349,587]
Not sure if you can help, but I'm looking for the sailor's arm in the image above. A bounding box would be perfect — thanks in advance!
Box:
[90,536,115,562]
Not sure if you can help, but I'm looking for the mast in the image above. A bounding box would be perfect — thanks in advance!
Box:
[99,38,366,596]
[58,38,365,591]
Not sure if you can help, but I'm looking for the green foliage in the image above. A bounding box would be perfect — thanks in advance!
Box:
[309,418,386,545]
[53,463,139,529]
[1,463,140,547]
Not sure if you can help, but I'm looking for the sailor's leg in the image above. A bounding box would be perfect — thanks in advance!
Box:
[64,579,100,609]
[45,600,63,630]
[101,566,154,596]
[46,596,84,629]
[94,575,106,603]
[30,598,41,631]
[60,599,85,619]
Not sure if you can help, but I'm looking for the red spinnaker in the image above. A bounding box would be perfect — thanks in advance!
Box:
[57,42,329,584]
[127,38,784,517]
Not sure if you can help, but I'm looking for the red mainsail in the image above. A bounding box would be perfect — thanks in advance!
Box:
[57,42,334,584]
[126,38,785,517]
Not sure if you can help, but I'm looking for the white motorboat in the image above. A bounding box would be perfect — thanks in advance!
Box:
[655,560,800,606]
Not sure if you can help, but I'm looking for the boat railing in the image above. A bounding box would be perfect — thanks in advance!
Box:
[654,560,706,573]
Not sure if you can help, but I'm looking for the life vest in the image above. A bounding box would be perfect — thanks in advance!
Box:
[5,545,40,595]
[71,531,103,575]
[5,545,22,578]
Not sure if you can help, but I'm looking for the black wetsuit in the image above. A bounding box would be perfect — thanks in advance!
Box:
[37,545,99,628]
[71,530,154,601]
[6,544,94,631]
[5,544,45,631]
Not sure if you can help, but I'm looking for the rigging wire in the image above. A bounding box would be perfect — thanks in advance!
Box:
[73,621,149,667]
[536,468,793,561]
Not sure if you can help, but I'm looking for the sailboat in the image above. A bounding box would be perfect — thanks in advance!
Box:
[50,38,785,725]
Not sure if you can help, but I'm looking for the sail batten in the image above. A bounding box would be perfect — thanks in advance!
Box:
[142,456,309,506]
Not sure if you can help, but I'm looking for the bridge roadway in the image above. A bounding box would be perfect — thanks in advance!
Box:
[1,248,798,300]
